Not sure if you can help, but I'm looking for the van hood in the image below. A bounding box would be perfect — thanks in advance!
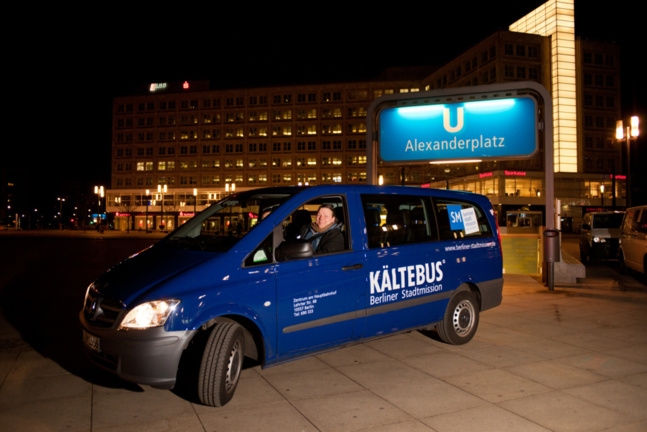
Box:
[92,243,217,305]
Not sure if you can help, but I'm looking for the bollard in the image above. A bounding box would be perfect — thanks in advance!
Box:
[543,229,560,291]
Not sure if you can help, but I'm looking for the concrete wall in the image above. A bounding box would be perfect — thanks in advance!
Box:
[500,231,585,283]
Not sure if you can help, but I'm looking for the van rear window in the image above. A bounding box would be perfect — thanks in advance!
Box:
[361,194,493,248]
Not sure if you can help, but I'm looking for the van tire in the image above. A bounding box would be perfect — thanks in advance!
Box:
[437,290,479,345]
[198,322,245,407]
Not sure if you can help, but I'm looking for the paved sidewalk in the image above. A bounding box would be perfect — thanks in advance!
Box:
[1,274,646,431]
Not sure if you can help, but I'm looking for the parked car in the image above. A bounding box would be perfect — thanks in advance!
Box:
[579,211,624,262]
[80,185,503,406]
[619,205,647,273]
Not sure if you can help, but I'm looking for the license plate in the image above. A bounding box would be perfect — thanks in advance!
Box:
[82,329,101,352]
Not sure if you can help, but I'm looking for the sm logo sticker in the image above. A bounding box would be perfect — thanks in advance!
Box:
[447,205,479,234]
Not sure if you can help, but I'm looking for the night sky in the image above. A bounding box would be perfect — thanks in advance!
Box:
[6,1,644,212]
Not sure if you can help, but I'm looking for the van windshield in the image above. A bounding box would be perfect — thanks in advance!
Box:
[592,213,624,229]
[161,189,299,252]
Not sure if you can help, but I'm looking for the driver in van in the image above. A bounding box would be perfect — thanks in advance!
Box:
[301,204,344,254]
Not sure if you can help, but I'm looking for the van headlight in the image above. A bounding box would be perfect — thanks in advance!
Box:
[119,300,181,330]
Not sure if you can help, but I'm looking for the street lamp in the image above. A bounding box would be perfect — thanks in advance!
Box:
[57,197,65,230]
[225,183,235,196]
[158,184,167,231]
[145,189,150,233]
[94,186,104,228]
[32,208,38,230]
[616,116,640,207]
[193,188,198,215]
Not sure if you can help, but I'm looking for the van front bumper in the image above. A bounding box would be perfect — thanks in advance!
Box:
[79,311,196,389]
[590,241,619,259]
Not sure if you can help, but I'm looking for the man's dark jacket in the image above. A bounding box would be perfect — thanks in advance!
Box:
[299,224,345,254]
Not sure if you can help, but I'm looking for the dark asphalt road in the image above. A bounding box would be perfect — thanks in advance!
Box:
[0,232,159,387]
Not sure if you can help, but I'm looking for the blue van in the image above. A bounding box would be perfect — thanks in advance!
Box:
[80,185,503,406]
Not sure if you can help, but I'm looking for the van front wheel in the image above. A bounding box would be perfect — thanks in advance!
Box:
[198,322,245,407]
[437,291,479,345]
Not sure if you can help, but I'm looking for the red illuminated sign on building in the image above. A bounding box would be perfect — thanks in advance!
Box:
[149,83,168,92]
[478,171,527,178]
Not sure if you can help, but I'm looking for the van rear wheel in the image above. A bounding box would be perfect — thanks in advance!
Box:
[198,322,245,407]
[437,290,479,345]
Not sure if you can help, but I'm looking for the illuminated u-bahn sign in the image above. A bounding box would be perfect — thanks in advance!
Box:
[366,82,554,227]
[378,96,538,163]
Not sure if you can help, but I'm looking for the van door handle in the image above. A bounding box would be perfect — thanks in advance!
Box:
[342,263,363,271]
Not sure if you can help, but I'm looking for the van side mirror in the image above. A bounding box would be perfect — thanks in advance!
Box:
[276,240,314,261]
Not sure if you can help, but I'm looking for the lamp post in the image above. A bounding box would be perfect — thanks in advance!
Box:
[57,197,65,230]
[145,189,150,233]
[225,182,235,196]
[193,188,198,215]
[600,184,605,208]
[94,186,104,230]
[616,116,640,208]
[158,184,167,231]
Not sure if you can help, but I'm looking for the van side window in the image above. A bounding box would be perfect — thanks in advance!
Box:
[281,195,349,254]
[361,194,436,248]
[244,233,273,267]
[435,198,493,241]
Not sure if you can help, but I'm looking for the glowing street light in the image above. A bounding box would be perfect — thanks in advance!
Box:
[158,184,167,231]
[145,189,150,233]
[94,186,104,230]
[57,197,65,230]
[616,116,640,207]
[225,183,235,195]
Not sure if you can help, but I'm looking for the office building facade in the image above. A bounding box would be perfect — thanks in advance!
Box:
[106,0,624,232]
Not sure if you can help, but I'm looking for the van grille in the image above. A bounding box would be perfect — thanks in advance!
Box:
[83,287,124,328]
